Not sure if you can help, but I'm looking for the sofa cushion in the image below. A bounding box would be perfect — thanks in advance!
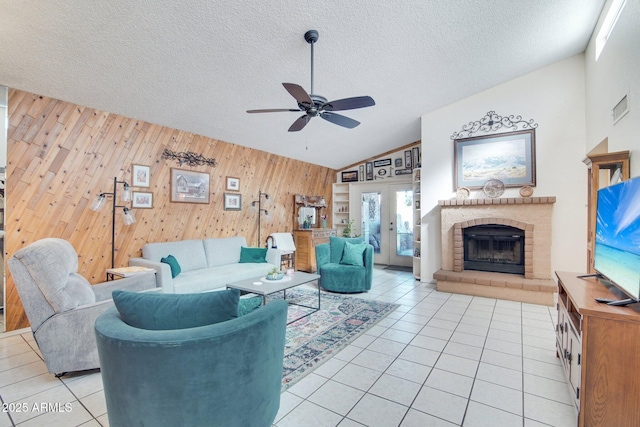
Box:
[142,240,207,272]
[203,236,246,267]
[239,247,268,263]
[340,242,367,267]
[329,236,365,264]
[112,289,240,330]
[161,255,181,278]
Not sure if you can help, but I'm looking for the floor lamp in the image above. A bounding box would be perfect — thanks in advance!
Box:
[90,177,136,276]
[251,190,269,247]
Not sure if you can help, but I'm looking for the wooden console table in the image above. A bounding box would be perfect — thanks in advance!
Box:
[293,228,336,273]
[555,271,640,426]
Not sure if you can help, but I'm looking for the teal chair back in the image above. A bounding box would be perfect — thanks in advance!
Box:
[95,299,288,427]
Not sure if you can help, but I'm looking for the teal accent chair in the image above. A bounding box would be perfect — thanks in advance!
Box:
[316,236,374,293]
[94,299,288,427]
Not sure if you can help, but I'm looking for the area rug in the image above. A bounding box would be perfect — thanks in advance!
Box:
[266,289,399,391]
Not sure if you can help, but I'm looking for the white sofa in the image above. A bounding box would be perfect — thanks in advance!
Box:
[129,237,280,293]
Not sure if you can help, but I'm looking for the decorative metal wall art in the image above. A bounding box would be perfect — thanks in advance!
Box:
[450,111,538,140]
[161,149,217,167]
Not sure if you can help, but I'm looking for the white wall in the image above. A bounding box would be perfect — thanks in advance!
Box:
[585,0,640,176]
[420,55,588,282]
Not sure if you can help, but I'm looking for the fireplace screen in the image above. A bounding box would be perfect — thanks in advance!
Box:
[463,225,524,274]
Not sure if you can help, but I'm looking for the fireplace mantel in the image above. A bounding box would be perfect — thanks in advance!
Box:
[438,196,556,206]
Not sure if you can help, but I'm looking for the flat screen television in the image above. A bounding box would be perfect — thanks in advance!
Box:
[593,174,640,305]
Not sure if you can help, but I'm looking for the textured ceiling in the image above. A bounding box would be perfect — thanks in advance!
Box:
[0,1,605,169]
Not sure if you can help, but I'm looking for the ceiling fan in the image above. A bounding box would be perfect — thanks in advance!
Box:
[247,30,375,132]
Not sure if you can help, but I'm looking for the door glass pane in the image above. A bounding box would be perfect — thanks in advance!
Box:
[396,190,413,257]
[362,192,381,253]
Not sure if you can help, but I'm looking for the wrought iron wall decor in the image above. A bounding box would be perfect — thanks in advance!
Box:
[161,149,217,167]
[450,111,538,140]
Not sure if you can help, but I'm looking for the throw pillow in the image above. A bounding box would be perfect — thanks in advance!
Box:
[112,289,240,330]
[238,296,263,316]
[239,246,268,263]
[340,241,367,267]
[160,254,181,278]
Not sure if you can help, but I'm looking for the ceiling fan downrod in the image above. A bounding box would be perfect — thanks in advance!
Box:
[304,30,319,96]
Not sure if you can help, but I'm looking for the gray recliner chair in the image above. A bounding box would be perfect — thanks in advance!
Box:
[7,238,156,376]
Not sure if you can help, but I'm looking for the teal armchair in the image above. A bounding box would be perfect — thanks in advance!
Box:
[94,298,288,427]
[316,236,374,293]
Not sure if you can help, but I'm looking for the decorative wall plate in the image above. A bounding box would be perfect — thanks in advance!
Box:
[519,185,534,197]
[456,187,470,200]
[483,179,505,198]
[377,168,387,176]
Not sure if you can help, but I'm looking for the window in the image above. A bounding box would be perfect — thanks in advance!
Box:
[595,0,627,61]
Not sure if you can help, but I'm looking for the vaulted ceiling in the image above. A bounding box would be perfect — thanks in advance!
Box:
[0,1,605,169]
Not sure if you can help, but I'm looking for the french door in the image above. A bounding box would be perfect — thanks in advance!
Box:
[351,182,413,266]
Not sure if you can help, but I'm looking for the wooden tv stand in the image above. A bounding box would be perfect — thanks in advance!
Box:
[555,271,640,426]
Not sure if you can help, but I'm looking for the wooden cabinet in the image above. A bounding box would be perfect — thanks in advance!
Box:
[556,271,640,426]
[294,229,337,273]
[584,151,629,273]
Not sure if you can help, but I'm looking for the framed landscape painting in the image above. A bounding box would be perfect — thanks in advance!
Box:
[170,168,210,203]
[454,129,536,189]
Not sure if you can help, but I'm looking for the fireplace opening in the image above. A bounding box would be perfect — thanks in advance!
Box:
[464,225,525,275]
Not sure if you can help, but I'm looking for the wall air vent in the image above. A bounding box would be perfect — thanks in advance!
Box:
[613,94,629,124]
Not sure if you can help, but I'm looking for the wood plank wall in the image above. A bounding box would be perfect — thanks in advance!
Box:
[5,89,336,331]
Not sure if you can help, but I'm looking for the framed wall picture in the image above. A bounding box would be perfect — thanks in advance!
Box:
[395,169,412,175]
[224,193,242,210]
[366,162,374,180]
[404,150,412,169]
[226,176,240,191]
[454,129,536,189]
[132,191,153,208]
[170,168,210,204]
[132,164,150,187]
[412,147,421,168]
[373,158,392,167]
[341,170,358,182]
[359,165,365,181]
[394,158,403,167]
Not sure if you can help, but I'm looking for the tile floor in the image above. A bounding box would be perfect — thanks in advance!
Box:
[0,267,577,426]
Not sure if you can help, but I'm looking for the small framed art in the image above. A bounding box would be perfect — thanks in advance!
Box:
[224,193,242,210]
[366,162,374,180]
[132,191,153,208]
[373,158,391,167]
[341,170,358,182]
[132,164,150,187]
[226,176,240,191]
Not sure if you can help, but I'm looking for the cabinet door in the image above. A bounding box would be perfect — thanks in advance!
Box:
[567,324,581,410]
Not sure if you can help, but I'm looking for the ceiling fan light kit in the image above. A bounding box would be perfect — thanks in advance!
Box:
[247,30,375,132]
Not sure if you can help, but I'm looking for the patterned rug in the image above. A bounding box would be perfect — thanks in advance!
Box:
[266,288,399,391]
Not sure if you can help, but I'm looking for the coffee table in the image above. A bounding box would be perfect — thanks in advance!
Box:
[227,271,321,324]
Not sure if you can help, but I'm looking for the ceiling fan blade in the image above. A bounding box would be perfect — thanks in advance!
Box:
[247,108,300,113]
[320,112,360,129]
[322,96,375,112]
[288,115,311,132]
[282,83,313,106]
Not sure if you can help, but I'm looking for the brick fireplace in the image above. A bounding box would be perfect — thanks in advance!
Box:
[434,196,557,305]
